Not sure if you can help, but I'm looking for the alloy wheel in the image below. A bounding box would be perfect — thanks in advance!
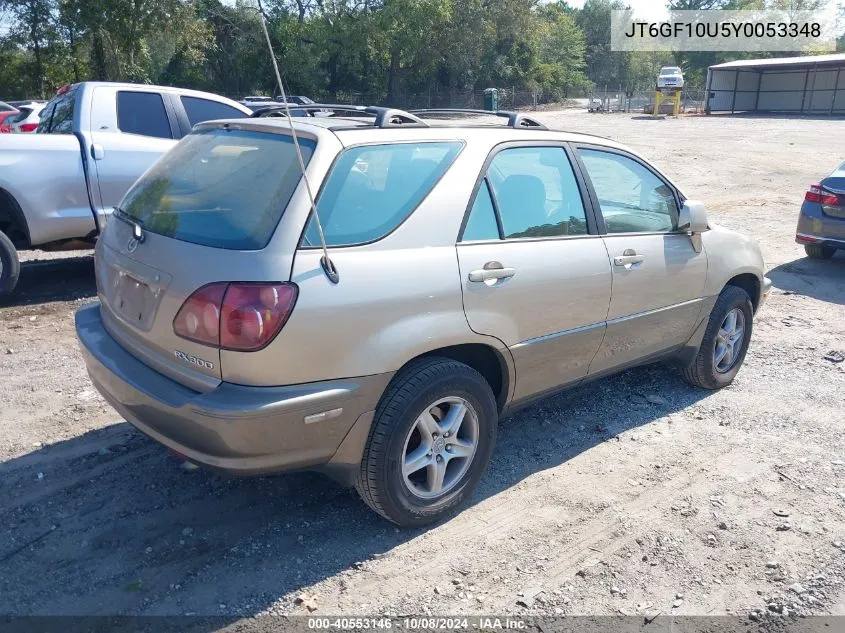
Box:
[401,397,479,500]
[714,307,746,374]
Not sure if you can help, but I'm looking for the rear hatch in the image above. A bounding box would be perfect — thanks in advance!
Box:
[821,164,845,219]
[95,123,321,391]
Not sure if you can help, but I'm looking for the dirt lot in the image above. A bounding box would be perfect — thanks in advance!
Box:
[1,111,844,623]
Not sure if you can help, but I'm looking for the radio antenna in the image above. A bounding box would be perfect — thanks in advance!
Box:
[255,0,339,284]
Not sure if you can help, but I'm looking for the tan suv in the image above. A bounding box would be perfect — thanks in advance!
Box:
[75,106,771,526]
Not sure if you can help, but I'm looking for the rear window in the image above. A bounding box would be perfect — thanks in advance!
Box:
[302,142,462,247]
[8,108,32,123]
[37,88,77,134]
[120,128,315,250]
[181,96,248,127]
[117,91,172,139]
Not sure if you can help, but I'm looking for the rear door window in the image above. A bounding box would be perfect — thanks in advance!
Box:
[120,129,315,250]
[302,142,462,247]
[461,181,500,241]
[117,91,172,139]
[487,147,588,239]
[181,96,248,127]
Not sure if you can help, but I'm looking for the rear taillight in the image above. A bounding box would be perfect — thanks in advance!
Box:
[18,123,38,132]
[805,183,839,206]
[173,283,227,346]
[173,282,298,351]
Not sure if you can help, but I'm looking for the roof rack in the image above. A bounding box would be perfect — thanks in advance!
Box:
[409,108,547,130]
[250,104,547,130]
[251,104,428,127]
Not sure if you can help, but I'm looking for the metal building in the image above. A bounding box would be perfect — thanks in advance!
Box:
[705,53,845,115]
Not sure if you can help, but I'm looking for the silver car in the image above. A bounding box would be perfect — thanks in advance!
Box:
[75,107,771,526]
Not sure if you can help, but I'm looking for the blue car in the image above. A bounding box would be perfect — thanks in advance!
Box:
[796,161,845,259]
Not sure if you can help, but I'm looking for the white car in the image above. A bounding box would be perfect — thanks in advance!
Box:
[657,66,684,90]
[7,101,45,133]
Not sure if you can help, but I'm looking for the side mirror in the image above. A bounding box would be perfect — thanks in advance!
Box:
[678,200,709,252]
[678,200,709,233]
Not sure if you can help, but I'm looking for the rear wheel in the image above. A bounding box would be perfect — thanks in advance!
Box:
[0,229,20,298]
[804,244,836,260]
[682,285,753,390]
[355,357,497,527]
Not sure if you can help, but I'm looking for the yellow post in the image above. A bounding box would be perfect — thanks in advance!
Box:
[653,90,663,118]
[672,88,681,116]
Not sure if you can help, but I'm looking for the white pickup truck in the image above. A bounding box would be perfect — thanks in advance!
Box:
[0,82,251,296]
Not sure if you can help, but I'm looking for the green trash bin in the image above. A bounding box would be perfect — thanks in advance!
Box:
[483,88,499,111]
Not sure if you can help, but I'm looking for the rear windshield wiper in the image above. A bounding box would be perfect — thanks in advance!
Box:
[113,206,147,241]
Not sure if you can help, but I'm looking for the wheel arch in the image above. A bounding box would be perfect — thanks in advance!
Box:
[0,186,31,248]
[412,343,512,413]
[725,272,760,313]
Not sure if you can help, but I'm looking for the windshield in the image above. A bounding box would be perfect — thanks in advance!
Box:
[660,67,681,75]
[120,128,315,250]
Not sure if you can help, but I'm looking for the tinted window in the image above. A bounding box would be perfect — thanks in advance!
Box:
[303,142,462,247]
[488,147,588,239]
[120,129,314,250]
[181,96,247,127]
[117,91,172,139]
[578,149,678,233]
[43,89,77,134]
[462,180,500,241]
[35,102,55,132]
[8,108,32,124]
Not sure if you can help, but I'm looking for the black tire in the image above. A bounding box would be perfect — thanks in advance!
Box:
[804,244,836,260]
[355,357,498,527]
[682,285,753,390]
[0,229,20,298]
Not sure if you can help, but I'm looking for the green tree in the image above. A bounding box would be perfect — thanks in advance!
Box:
[536,2,589,97]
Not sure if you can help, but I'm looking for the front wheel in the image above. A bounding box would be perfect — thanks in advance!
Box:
[0,229,20,298]
[682,285,753,390]
[355,357,497,527]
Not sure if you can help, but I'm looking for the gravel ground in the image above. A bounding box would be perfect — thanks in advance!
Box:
[1,111,844,624]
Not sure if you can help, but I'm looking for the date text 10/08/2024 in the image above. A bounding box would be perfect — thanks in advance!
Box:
[307,618,527,630]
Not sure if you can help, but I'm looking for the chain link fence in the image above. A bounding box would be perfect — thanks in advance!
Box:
[233,86,706,113]
[585,87,706,114]
[323,87,593,111]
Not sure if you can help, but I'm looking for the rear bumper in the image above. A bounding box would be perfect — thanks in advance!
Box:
[75,303,390,475]
[796,201,845,249]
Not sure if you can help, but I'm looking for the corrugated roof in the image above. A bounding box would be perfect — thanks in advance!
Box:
[709,53,845,70]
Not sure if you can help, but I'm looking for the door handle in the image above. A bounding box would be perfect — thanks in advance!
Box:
[613,249,645,267]
[468,266,516,283]
[91,144,105,160]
